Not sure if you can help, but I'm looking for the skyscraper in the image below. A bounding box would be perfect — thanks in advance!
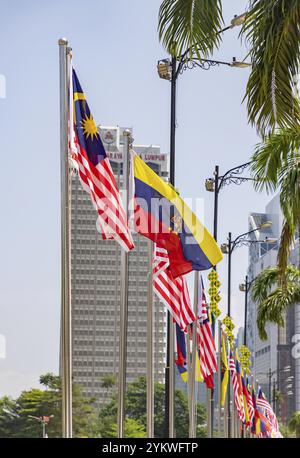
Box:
[71,126,168,406]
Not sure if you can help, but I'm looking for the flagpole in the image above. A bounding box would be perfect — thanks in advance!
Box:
[186,329,191,426]
[189,271,199,438]
[117,129,131,438]
[169,322,175,437]
[147,240,154,438]
[224,333,229,438]
[217,321,222,437]
[58,37,72,438]
[164,56,177,438]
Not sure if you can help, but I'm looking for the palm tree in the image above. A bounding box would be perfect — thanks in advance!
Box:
[158,2,300,265]
[288,411,300,438]
[241,1,300,136]
[158,0,223,60]
[158,1,300,136]
[251,125,300,275]
[251,264,300,339]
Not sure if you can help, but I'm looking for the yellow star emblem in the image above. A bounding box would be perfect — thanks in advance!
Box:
[81,113,99,141]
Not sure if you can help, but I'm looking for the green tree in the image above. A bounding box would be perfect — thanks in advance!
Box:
[288,411,300,438]
[158,0,223,60]
[158,1,300,279]
[158,1,300,136]
[241,1,300,136]
[99,376,206,438]
[251,126,300,275]
[0,373,100,438]
[101,374,115,401]
[279,423,296,438]
[39,372,60,390]
[101,418,146,438]
[251,265,300,339]
[0,396,20,437]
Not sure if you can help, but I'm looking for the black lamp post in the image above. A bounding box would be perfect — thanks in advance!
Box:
[239,275,256,346]
[158,18,251,439]
[205,162,254,241]
[205,162,254,434]
[221,223,274,437]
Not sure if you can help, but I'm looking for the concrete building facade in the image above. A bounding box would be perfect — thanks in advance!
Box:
[70,126,167,405]
[246,195,300,422]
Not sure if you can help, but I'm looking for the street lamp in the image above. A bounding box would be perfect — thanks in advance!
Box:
[205,162,254,242]
[239,275,256,346]
[231,13,247,27]
[157,60,172,80]
[204,163,255,439]
[158,13,249,439]
[28,415,54,438]
[222,223,273,317]
[221,223,273,437]
[231,57,252,68]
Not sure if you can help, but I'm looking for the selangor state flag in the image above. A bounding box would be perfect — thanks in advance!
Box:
[132,152,222,277]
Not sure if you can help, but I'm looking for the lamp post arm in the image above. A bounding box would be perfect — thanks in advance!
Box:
[175,16,245,75]
[231,227,261,253]
[217,161,252,193]
[176,55,232,79]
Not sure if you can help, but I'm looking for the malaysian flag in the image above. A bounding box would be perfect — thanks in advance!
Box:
[229,350,245,423]
[245,378,255,424]
[153,245,196,331]
[69,66,134,252]
[196,276,217,388]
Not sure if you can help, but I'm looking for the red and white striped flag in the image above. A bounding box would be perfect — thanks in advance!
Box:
[153,246,196,332]
[246,384,255,424]
[257,388,279,433]
[196,278,218,387]
[229,351,245,422]
[69,64,134,252]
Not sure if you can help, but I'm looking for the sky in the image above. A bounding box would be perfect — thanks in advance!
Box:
[0,0,274,397]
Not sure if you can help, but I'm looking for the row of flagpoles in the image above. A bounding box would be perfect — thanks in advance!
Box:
[58,39,281,439]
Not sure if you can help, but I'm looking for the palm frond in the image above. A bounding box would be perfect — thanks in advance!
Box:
[277,156,300,273]
[158,0,223,59]
[241,0,300,136]
[288,412,300,431]
[253,265,300,339]
[277,220,296,277]
[251,266,280,303]
[279,155,300,225]
[250,127,300,275]
[250,125,300,192]
[257,281,300,340]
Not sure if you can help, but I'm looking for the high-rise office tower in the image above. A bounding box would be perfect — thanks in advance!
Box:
[71,126,168,406]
